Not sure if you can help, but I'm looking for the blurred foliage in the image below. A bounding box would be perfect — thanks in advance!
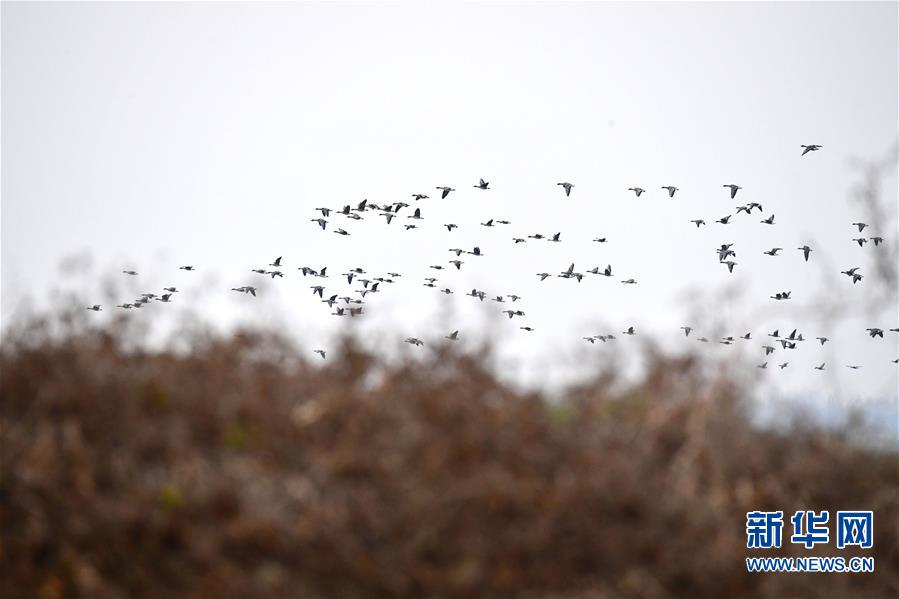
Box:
[1,309,897,598]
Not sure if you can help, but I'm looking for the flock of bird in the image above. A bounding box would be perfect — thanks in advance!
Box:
[88,144,898,369]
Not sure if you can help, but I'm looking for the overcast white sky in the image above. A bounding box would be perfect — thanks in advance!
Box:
[2,2,897,410]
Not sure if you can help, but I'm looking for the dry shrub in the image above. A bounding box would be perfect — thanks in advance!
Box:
[1,311,897,598]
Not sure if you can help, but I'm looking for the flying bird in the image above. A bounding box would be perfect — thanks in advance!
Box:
[661,186,678,198]
[557,182,574,196]
[628,187,645,197]
[436,186,455,199]
[474,178,490,190]
[723,184,741,199]
[800,144,822,156]
[798,245,812,261]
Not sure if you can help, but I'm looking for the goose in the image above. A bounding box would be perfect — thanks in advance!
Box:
[814,363,825,370]
[841,267,860,277]
[681,326,693,336]
[354,199,368,212]
[800,144,822,156]
[298,266,316,276]
[405,337,424,346]
[549,232,562,242]
[723,260,737,273]
[798,245,812,261]
[872,237,884,246]
[322,295,339,308]
[163,287,179,293]
[779,340,796,350]
[314,349,326,359]
[496,220,511,225]
[122,270,138,276]
[423,282,436,288]
[269,270,284,278]
[430,265,444,270]
[852,238,868,247]
[757,362,768,369]
[697,337,709,343]
[311,285,325,298]
[312,218,328,230]
[762,345,776,355]
[116,303,133,309]
[232,286,257,297]
[469,246,484,256]
[436,186,455,199]
[852,222,868,232]
[592,237,607,243]
[601,265,613,277]
[503,310,525,319]
[723,184,741,199]
[741,332,752,340]
[492,295,505,303]
[785,329,802,341]
[155,294,173,303]
[444,224,458,232]
[412,193,428,201]
[445,330,459,341]
[778,362,789,370]
[474,178,490,190]
[481,219,495,227]
[520,326,535,332]
[179,265,195,271]
[846,365,861,370]
[331,307,345,317]
[316,207,331,217]
[747,202,764,213]
[513,238,526,244]
[769,330,780,338]
[316,267,328,278]
[507,294,521,302]
[621,278,637,285]
[387,272,402,278]
[528,233,545,240]
[251,268,268,275]
[382,213,396,224]
[583,336,596,344]
[770,291,791,300]
[761,214,775,225]
[441,288,453,295]
[342,272,355,284]
[661,186,678,198]
[404,224,417,230]
[449,248,465,256]
[736,205,751,215]
[557,182,574,196]
[628,187,645,197]
[764,248,782,256]
[816,337,828,345]
[537,273,551,281]
[407,208,423,220]
[86,305,102,311]
[623,326,636,335]
[270,257,283,267]
[716,215,732,225]
[690,219,706,227]
[449,260,463,270]
[467,289,486,301]
[866,328,884,338]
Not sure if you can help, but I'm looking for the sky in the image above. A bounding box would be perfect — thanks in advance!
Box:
[2,2,897,415]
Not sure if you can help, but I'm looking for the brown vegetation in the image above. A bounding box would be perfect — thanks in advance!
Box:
[1,311,897,598]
